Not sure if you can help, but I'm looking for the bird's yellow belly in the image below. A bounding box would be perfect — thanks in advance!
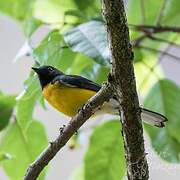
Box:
[42,81,96,117]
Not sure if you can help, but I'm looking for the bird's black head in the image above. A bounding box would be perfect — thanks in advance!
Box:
[32,65,64,89]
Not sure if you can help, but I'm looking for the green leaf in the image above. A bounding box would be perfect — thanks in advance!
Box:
[34,0,78,24]
[73,0,99,17]
[144,79,180,163]
[69,53,94,75]
[64,21,110,66]
[0,120,48,180]
[16,76,41,130]
[0,0,32,21]
[34,0,100,24]
[0,153,12,162]
[133,48,143,63]
[81,63,109,84]
[65,10,88,22]
[127,0,177,43]
[17,30,76,129]
[128,0,180,45]
[69,53,109,85]
[134,54,163,97]
[0,94,16,131]
[162,0,180,26]
[74,0,93,11]
[13,41,33,63]
[33,30,76,73]
[127,0,142,25]
[84,120,126,180]
[127,0,164,25]
[144,0,164,25]
[0,91,3,96]
[38,95,47,110]
[0,0,40,37]
[22,17,42,37]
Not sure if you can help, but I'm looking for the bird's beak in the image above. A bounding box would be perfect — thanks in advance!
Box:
[32,67,40,73]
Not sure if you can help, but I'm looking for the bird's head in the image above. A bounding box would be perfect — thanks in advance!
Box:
[32,65,63,89]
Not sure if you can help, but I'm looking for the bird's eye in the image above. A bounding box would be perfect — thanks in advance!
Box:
[48,67,53,71]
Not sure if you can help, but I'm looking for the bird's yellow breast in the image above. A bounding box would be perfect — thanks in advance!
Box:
[42,81,96,117]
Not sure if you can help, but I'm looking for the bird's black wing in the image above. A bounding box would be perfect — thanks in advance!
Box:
[52,74,101,92]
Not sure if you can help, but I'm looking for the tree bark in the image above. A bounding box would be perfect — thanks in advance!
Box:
[101,0,149,179]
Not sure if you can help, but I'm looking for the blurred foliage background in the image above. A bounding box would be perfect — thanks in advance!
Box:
[0,0,180,179]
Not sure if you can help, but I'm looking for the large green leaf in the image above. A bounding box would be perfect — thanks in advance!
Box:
[69,53,94,75]
[22,17,42,37]
[134,53,163,97]
[73,0,99,17]
[16,76,41,131]
[0,0,41,37]
[127,0,177,43]
[81,63,109,84]
[0,153,12,163]
[33,30,76,73]
[84,120,126,180]
[64,20,149,67]
[0,91,3,96]
[69,53,109,84]
[0,94,16,131]
[0,120,48,180]
[144,79,180,163]
[127,0,142,26]
[34,0,77,24]
[34,0,100,24]
[127,0,163,25]
[64,21,110,66]
[0,0,33,21]
[162,0,180,26]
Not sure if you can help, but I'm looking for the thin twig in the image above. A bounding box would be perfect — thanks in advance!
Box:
[23,84,113,180]
[137,45,180,61]
[60,46,69,49]
[156,0,168,26]
[130,24,180,33]
[140,0,146,24]
[131,33,147,47]
[148,35,180,47]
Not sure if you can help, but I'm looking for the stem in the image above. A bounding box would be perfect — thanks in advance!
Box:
[101,0,149,179]
[148,35,180,47]
[23,84,113,180]
[155,0,167,26]
[137,45,180,61]
[130,24,180,33]
[140,0,146,24]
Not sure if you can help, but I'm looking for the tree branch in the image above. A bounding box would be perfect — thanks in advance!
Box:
[101,0,149,179]
[130,24,180,33]
[155,0,167,26]
[23,83,113,180]
[131,33,148,47]
[140,0,146,24]
[137,45,180,61]
[147,35,180,47]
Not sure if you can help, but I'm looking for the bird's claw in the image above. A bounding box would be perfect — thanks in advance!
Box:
[78,104,85,113]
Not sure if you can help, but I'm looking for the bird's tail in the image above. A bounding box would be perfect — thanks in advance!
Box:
[96,99,168,127]
[141,108,168,128]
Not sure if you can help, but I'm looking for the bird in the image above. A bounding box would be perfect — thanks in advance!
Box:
[32,65,168,127]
